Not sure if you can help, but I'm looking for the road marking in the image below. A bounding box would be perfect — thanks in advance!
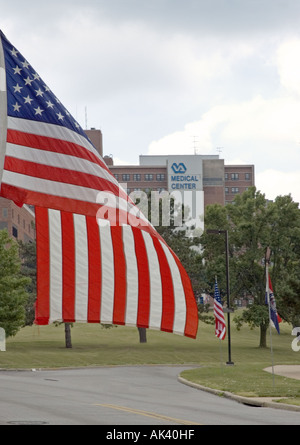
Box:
[94,403,202,425]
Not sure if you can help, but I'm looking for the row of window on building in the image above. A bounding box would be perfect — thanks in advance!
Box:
[114,173,166,182]
[127,186,249,195]
[225,172,252,181]
[225,187,250,194]
[125,187,167,194]
[114,172,252,182]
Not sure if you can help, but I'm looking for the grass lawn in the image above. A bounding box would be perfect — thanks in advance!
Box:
[1,316,300,403]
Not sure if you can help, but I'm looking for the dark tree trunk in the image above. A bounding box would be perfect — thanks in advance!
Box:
[259,323,267,348]
[65,323,72,349]
[138,327,147,343]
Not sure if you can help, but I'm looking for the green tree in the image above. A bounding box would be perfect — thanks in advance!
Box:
[154,195,209,325]
[154,193,204,299]
[0,230,30,337]
[201,187,300,347]
[268,195,300,327]
[199,203,230,295]
[227,188,273,347]
[19,240,37,326]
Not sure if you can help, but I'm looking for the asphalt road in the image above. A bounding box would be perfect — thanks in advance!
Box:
[0,366,299,426]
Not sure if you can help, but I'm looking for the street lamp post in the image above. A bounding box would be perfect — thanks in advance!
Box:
[207,229,234,365]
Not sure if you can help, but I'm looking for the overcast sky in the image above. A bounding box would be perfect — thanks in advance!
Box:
[1,0,300,204]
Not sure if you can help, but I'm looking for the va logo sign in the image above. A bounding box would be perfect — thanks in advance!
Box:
[171,163,187,174]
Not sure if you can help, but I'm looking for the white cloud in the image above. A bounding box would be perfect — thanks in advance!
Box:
[147,94,300,203]
[148,120,214,155]
[149,95,300,158]
[113,157,135,166]
[277,39,300,95]
[256,169,300,205]
[2,0,300,204]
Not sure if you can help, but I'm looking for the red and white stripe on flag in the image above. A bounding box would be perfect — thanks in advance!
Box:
[215,312,226,340]
[35,207,199,339]
[2,118,132,217]
[213,282,226,340]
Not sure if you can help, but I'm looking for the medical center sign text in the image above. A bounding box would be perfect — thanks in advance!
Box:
[170,160,202,191]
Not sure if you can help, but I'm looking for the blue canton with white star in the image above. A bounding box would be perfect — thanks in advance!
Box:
[1,31,88,140]
[214,281,222,304]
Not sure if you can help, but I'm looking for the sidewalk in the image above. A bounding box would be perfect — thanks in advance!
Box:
[264,365,300,380]
[178,365,300,412]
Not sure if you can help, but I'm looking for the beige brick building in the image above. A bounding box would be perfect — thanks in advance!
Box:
[107,154,255,207]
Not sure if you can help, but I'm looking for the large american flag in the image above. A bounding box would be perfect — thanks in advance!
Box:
[0,31,199,338]
[213,279,226,340]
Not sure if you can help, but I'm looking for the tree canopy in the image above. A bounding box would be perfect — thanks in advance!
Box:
[19,240,37,326]
[200,187,300,347]
[0,230,30,337]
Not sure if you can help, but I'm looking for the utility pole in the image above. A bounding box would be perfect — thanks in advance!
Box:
[207,229,234,365]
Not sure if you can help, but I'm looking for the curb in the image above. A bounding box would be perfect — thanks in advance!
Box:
[178,376,300,412]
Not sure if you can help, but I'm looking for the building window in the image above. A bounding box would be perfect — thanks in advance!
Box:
[122,174,130,181]
[231,187,239,194]
[133,174,141,181]
[0,222,8,230]
[145,174,153,181]
[12,226,18,238]
[245,173,251,180]
[114,174,119,180]
[2,208,8,218]
[225,173,228,180]
[234,299,242,307]
[231,173,239,180]
[156,174,165,181]
[225,187,229,194]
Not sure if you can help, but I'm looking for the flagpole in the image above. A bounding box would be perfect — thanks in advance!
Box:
[219,339,224,374]
[207,229,234,365]
[266,247,275,387]
[0,33,8,185]
[224,230,234,365]
[215,274,224,372]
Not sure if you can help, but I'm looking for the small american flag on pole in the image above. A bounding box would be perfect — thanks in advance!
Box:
[265,272,281,334]
[214,278,226,340]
